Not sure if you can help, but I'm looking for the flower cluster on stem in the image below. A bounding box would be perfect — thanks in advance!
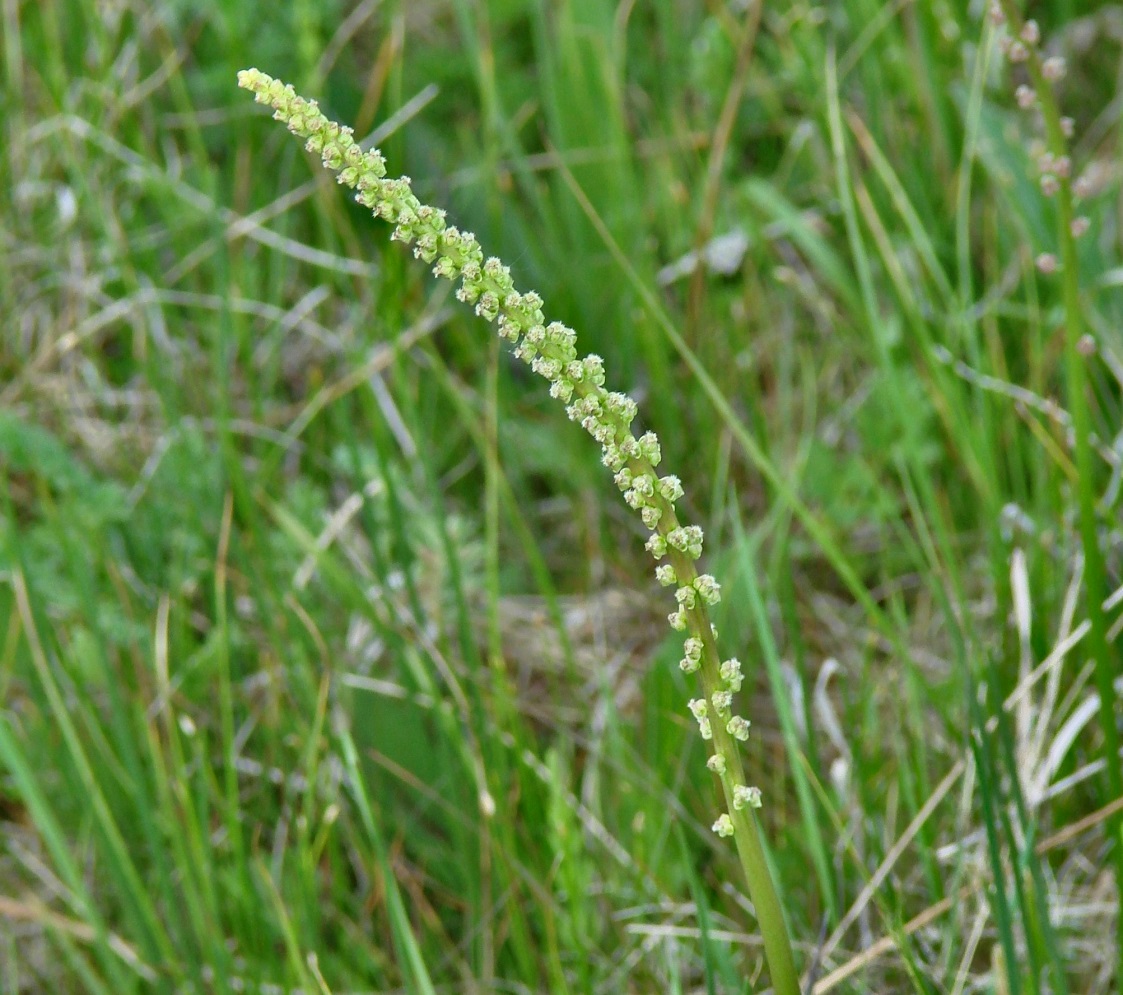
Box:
[236,68,800,995]
[990,3,1090,271]
[236,65,764,822]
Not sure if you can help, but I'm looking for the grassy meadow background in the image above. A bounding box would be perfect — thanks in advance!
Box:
[2,0,1122,991]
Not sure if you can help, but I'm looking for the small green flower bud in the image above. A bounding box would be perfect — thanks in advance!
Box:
[502,292,527,318]
[339,138,361,167]
[575,395,601,419]
[451,233,481,266]
[694,574,721,605]
[476,292,500,322]
[356,187,381,210]
[726,716,751,741]
[668,609,687,631]
[733,785,762,810]
[720,658,743,692]
[641,505,662,529]
[457,282,482,307]
[624,488,647,510]
[544,324,577,364]
[656,564,677,587]
[413,233,439,263]
[637,431,661,466]
[432,256,459,280]
[619,436,641,459]
[521,289,544,314]
[392,219,418,243]
[590,420,617,446]
[674,585,698,610]
[532,356,562,380]
[688,698,708,720]
[658,475,684,503]
[581,355,606,386]
[707,754,726,774]
[545,321,574,345]
[549,379,574,401]
[712,814,735,837]
[667,526,704,559]
[601,444,626,472]
[604,392,637,426]
[483,256,508,279]
[632,474,655,498]
[711,690,733,715]
[337,163,361,186]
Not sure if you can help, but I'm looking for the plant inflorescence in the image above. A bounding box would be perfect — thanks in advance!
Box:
[236,66,801,994]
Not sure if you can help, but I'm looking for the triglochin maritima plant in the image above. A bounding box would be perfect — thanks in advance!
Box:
[236,68,800,995]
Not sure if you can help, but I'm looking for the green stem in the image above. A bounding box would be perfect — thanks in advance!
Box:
[665,546,800,995]
[997,0,1123,972]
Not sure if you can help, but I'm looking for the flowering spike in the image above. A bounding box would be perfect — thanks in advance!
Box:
[236,75,780,923]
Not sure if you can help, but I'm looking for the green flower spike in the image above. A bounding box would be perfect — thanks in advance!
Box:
[236,68,800,995]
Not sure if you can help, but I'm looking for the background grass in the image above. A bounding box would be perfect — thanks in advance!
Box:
[2,0,1122,992]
